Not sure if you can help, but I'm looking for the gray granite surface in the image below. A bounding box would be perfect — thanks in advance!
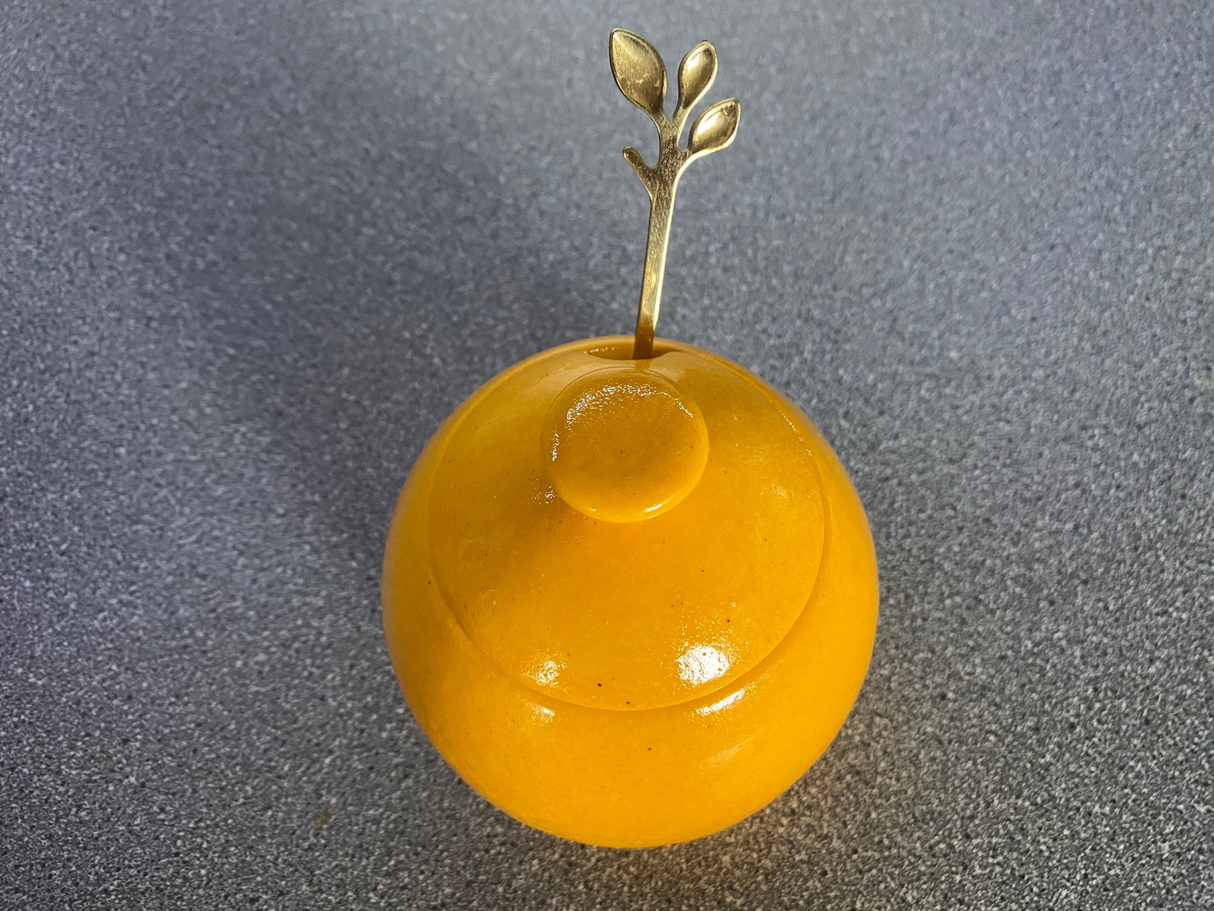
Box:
[3,1,1213,908]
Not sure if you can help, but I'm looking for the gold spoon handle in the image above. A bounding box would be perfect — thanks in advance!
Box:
[609,30,741,359]
[634,163,675,359]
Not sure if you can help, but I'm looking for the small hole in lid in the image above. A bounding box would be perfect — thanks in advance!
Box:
[586,339,673,361]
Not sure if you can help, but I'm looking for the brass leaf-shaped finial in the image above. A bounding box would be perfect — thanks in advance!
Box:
[677,42,717,113]
[609,29,741,359]
[610,30,667,120]
[688,99,740,157]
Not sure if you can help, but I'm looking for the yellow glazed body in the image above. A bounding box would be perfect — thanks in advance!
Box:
[382,336,878,847]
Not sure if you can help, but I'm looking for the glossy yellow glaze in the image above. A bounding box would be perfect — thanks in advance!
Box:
[383,336,878,847]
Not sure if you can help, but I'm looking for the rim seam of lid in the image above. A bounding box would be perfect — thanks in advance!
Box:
[418,452,837,717]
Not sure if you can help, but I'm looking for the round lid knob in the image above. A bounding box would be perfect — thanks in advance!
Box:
[546,366,709,523]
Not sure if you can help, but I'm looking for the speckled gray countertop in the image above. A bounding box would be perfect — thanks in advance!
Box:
[2,1,1212,908]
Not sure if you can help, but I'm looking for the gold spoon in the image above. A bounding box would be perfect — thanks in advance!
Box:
[609,29,741,359]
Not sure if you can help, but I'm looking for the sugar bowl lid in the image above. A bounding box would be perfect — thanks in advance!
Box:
[424,337,826,711]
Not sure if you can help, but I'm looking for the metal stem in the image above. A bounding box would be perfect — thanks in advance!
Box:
[634,170,677,359]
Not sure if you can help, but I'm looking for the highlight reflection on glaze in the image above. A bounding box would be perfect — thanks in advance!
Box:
[697,687,747,717]
[678,645,731,686]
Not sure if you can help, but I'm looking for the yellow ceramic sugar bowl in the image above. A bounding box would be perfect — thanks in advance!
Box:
[382,31,878,848]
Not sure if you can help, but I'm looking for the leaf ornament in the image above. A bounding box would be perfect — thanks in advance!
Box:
[688,99,740,157]
[610,30,667,120]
